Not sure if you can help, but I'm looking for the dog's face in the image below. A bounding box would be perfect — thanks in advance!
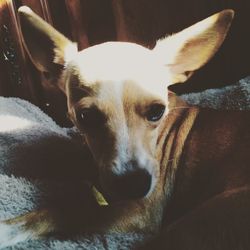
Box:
[64,43,168,200]
[18,7,234,201]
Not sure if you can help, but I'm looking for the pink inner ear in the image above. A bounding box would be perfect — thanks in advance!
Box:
[153,10,234,86]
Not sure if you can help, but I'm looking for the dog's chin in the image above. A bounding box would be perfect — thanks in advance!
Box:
[97,182,151,204]
[102,190,144,204]
[93,180,138,203]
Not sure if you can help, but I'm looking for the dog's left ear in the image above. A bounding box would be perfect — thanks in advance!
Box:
[18,6,77,77]
[153,9,234,84]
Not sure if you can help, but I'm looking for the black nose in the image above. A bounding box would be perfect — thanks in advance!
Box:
[112,168,152,200]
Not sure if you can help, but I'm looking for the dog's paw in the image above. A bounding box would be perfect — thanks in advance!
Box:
[0,221,34,248]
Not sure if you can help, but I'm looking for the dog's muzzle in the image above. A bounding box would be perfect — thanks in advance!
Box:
[104,167,152,201]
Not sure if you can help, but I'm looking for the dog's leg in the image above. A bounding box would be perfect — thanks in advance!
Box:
[0,196,162,248]
[0,182,98,247]
[0,210,54,248]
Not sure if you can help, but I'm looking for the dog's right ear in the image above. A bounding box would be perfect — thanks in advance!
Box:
[18,6,77,76]
[153,9,234,84]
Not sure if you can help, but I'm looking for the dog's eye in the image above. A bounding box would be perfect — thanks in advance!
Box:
[76,107,106,129]
[145,104,165,122]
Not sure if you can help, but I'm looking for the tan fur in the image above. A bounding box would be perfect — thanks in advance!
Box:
[156,95,200,201]
[3,7,249,250]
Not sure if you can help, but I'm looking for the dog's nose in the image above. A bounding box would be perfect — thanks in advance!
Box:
[112,168,152,200]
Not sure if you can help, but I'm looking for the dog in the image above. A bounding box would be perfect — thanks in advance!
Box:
[1,6,250,249]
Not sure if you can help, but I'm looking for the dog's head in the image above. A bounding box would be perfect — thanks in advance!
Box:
[18,7,234,201]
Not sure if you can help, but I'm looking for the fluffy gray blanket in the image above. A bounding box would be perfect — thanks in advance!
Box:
[0,76,250,249]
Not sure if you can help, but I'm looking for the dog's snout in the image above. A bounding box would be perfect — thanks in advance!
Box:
[112,168,152,200]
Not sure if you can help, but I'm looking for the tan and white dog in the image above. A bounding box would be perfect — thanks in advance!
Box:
[1,6,250,249]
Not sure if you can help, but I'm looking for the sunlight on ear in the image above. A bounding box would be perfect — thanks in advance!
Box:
[154,11,224,67]
[179,13,220,40]
[0,115,33,132]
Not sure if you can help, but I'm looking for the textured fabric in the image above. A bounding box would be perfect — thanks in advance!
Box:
[0,76,250,249]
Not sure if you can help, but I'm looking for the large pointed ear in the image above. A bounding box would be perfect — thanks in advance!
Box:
[18,6,77,75]
[153,9,234,84]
